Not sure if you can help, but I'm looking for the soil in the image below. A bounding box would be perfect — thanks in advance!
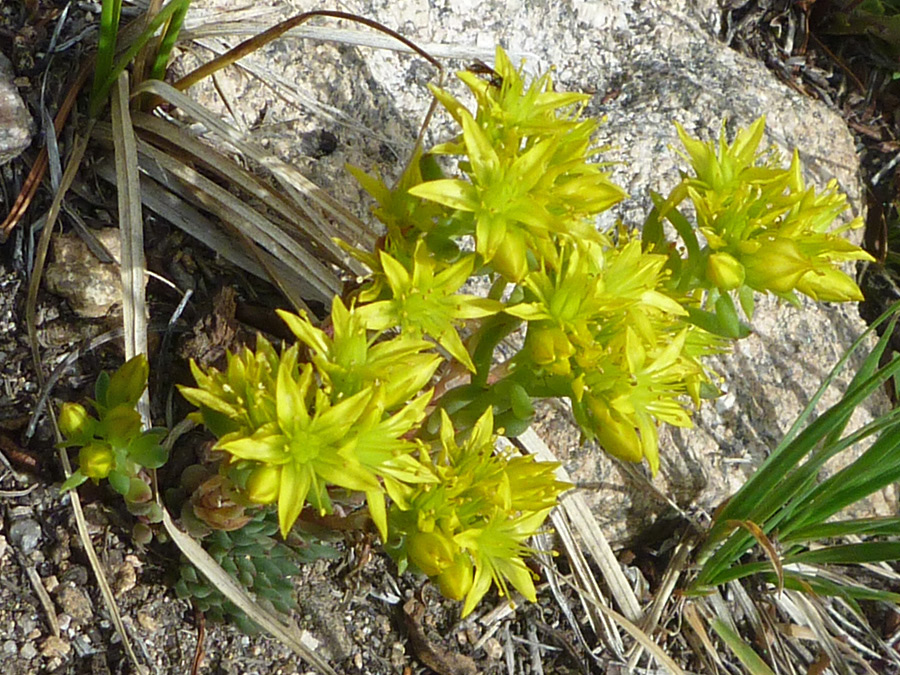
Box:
[1,0,899,674]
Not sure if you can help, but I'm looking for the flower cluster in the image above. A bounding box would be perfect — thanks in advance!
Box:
[645,117,874,335]
[179,302,439,540]
[387,408,569,617]
[172,46,871,617]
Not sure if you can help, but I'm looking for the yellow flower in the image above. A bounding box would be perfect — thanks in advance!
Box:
[355,241,502,371]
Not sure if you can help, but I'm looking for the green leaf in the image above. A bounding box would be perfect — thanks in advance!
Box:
[409,179,479,212]
[128,433,169,468]
[106,354,149,409]
[95,371,110,409]
[509,383,534,420]
[108,469,131,496]
[781,516,900,543]
[785,542,900,566]
[714,293,743,338]
[60,471,89,493]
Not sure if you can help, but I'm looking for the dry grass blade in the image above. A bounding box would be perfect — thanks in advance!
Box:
[90,158,306,292]
[546,510,624,657]
[111,72,151,394]
[191,36,398,149]
[24,123,148,674]
[180,23,537,66]
[130,111,363,269]
[114,129,341,303]
[626,537,693,669]
[568,578,686,675]
[134,78,372,258]
[516,427,642,622]
[682,601,724,672]
[160,508,338,675]
[778,590,851,674]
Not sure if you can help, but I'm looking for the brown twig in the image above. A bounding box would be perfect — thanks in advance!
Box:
[190,607,206,675]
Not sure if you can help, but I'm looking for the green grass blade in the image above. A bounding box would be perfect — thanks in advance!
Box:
[695,313,900,588]
[149,0,191,81]
[705,348,900,534]
[89,0,184,117]
[781,516,900,544]
[699,561,772,588]
[780,425,900,536]
[89,0,124,113]
[785,542,900,565]
[710,618,776,675]
[783,573,900,606]
[821,307,898,448]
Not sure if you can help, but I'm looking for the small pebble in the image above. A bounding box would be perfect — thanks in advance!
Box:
[3,639,17,655]
[389,641,405,668]
[113,560,137,596]
[72,633,95,657]
[136,611,157,632]
[484,637,503,660]
[40,635,70,659]
[8,517,41,553]
[60,564,89,587]
[20,642,37,660]
[56,585,93,622]
[43,575,59,594]
[19,616,36,635]
[57,614,71,632]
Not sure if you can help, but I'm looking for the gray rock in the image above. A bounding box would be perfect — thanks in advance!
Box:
[0,53,32,166]
[181,0,892,541]
[7,517,41,554]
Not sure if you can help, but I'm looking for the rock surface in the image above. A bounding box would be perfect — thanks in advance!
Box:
[0,52,31,166]
[43,230,122,319]
[177,0,892,542]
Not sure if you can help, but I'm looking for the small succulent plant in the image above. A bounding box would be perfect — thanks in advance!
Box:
[59,355,167,526]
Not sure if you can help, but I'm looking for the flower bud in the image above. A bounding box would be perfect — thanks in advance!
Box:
[406,530,456,577]
[743,238,811,293]
[245,464,281,505]
[795,267,864,302]
[79,443,115,480]
[587,397,643,463]
[526,325,575,375]
[436,553,474,600]
[706,251,745,290]
[58,402,94,442]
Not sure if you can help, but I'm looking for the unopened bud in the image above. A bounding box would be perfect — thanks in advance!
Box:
[706,251,745,290]
[407,530,456,577]
[436,553,474,600]
[79,443,115,480]
[246,465,281,505]
[795,267,864,302]
[59,402,94,442]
